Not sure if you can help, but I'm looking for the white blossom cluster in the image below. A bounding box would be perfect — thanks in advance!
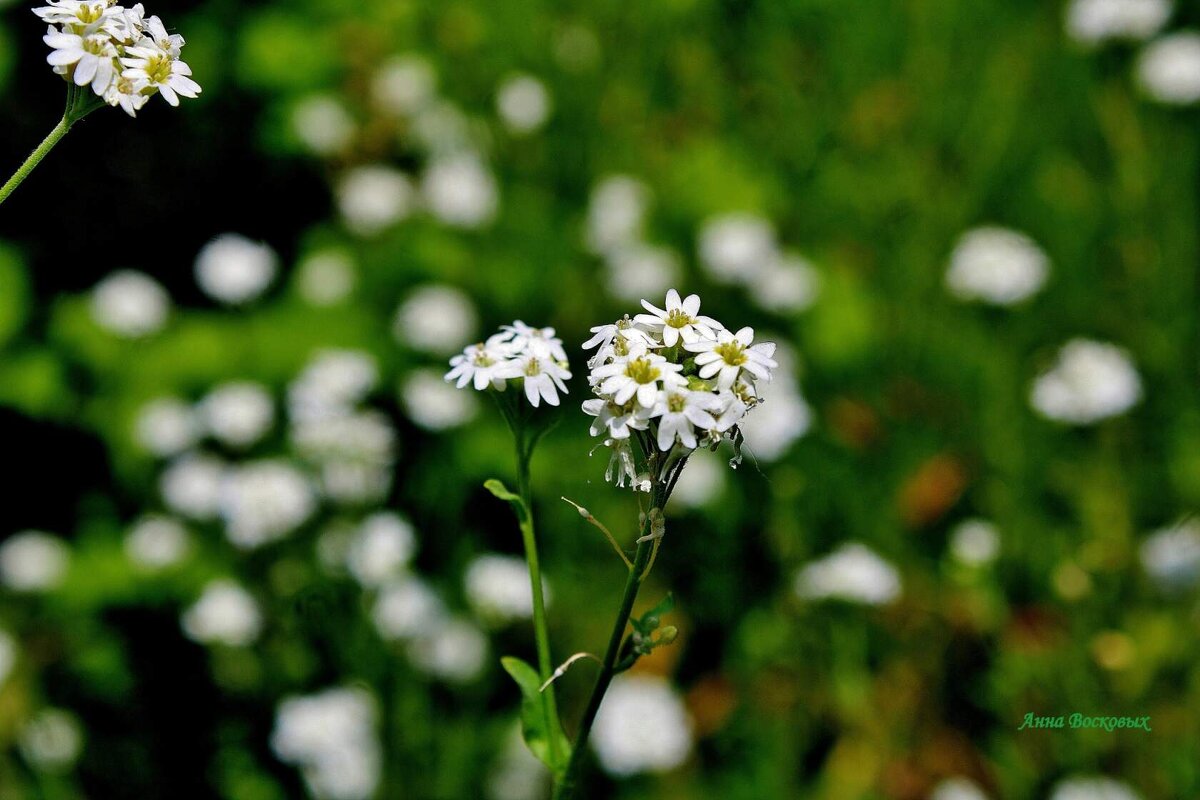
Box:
[371,575,489,683]
[1029,339,1142,424]
[1139,519,1200,591]
[590,675,693,776]
[34,0,200,116]
[464,553,548,624]
[582,290,778,489]
[697,212,821,314]
[0,531,70,592]
[181,579,262,647]
[793,543,902,605]
[1066,0,1171,46]
[945,227,1049,306]
[584,175,680,303]
[1137,32,1200,105]
[271,687,381,800]
[445,322,571,408]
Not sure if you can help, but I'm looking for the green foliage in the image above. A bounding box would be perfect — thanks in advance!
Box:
[500,656,569,776]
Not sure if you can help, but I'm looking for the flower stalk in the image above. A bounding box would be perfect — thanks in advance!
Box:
[0,85,102,207]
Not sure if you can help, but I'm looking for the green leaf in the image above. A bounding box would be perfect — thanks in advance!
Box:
[484,479,528,524]
[632,592,675,636]
[500,656,569,776]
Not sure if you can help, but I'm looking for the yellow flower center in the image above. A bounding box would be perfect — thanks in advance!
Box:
[714,341,747,366]
[524,358,542,377]
[142,53,173,84]
[625,357,661,385]
[665,309,693,329]
[667,394,687,413]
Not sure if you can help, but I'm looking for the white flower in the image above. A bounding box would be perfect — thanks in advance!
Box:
[697,212,778,283]
[410,100,472,154]
[464,554,547,623]
[0,531,69,592]
[586,175,650,255]
[407,617,488,683]
[1066,0,1172,45]
[1140,519,1200,590]
[668,449,726,509]
[291,411,396,504]
[288,350,379,422]
[591,675,693,776]
[401,369,478,430]
[686,326,778,390]
[296,250,356,306]
[345,513,415,588]
[1048,776,1142,800]
[90,270,170,337]
[500,322,570,362]
[159,453,225,520]
[604,243,681,303]
[337,166,414,236]
[930,777,990,800]
[651,388,722,451]
[1137,32,1200,105]
[421,154,499,228]
[219,460,316,549]
[34,1,123,32]
[590,351,684,408]
[371,55,436,116]
[124,515,190,569]
[200,381,274,448]
[635,289,723,347]
[602,438,641,489]
[0,629,17,690]
[181,579,262,646]
[372,578,446,640]
[504,352,571,408]
[945,227,1049,306]
[292,94,355,156]
[119,17,200,106]
[446,335,518,392]
[445,322,572,409]
[581,397,650,440]
[195,234,278,305]
[18,709,83,773]
[1030,339,1142,424]
[949,519,1000,567]
[794,543,901,605]
[496,73,552,134]
[748,253,820,313]
[394,285,478,355]
[134,396,199,457]
[44,26,118,94]
[272,688,381,800]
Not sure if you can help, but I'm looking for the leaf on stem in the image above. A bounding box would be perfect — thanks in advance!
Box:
[484,478,528,524]
[500,656,570,776]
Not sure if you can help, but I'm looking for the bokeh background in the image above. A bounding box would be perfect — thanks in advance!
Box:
[1,0,1200,798]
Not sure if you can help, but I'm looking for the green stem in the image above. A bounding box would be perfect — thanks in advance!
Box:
[553,521,657,800]
[0,114,72,207]
[514,431,564,770]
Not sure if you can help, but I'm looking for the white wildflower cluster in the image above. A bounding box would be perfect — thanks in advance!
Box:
[945,227,1049,306]
[445,322,571,408]
[295,249,357,307]
[219,460,316,549]
[124,514,190,570]
[90,270,170,338]
[135,380,274,459]
[584,175,679,303]
[1066,0,1171,46]
[464,554,548,624]
[1137,32,1200,105]
[371,575,488,683]
[793,543,901,606]
[194,234,279,305]
[1139,519,1200,591]
[344,513,415,588]
[582,290,778,490]
[401,369,479,431]
[1030,339,1142,424]
[18,708,84,773]
[735,341,812,462]
[948,519,1001,567]
[34,0,200,116]
[1048,776,1142,800]
[394,285,478,356]
[0,531,70,592]
[590,675,693,776]
[271,687,382,800]
[496,73,552,135]
[181,578,262,647]
[697,212,820,314]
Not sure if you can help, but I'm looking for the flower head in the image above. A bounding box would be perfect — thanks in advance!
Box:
[445,321,571,409]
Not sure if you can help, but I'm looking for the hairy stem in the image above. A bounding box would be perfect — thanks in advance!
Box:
[0,115,72,207]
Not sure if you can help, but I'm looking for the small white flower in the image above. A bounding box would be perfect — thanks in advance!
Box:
[44,26,118,94]
[160,453,225,520]
[124,515,190,569]
[496,73,552,134]
[345,513,415,588]
[296,250,356,306]
[90,270,170,337]
[195,234,278,305]
[134,396,199,457]
[407,617,488,683]
[603,243,681,304]
[120,17,200,107]
[464,553,547,623]
[291,411,396,505]
[499,321,570,363]
[1048,776,1142,800]
[219,460,316,549]
[445,335,517,391]
[1140,519,1200,590]
[738,385,811,461]
[749,253,821,313]
[394,285,478,355]
[581,397,650,440]
[337,166,414,236]
[372,578,446,641]
[18,708,83,773]
[794,543,901,605]
[181,579,262,646]
[421,154,498,228]
[200,381,275,448]
[0,531,69,592]
[634,289,723,347]
[1030,339,1142,424]
[697,212,778,283]
[949,519,1001,567]
[667,449,726,509]
[946,227,1049,306]
[503,353,571,408]
[272,688,381,800]
[586,175,650,256]
[591,675,693,776]
[590,351,684,408]
[685,326,777,390]
[1137,32,1200,105]
[651,388,722,451]
[371,55,436,116]
[1066,0,1172,46]
[288,350,379,422]
[402,369,478,430]
[292,94,356,156]
[602,438,640,489]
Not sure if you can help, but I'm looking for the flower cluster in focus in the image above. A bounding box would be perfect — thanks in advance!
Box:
[584,289,778,489]
[444,322,571,408]
[34,0,200,116]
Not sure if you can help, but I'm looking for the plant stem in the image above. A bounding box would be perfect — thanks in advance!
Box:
[514,432,564,770]
[0,115,72,207]
[553,524,656,800]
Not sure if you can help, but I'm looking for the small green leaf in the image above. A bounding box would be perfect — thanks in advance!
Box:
[484,478,528,524]
[632,592,675,635]
[501,656,569,775]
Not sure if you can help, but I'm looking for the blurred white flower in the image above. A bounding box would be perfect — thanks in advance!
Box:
[421,154,499,228]
[219,460,316,548]
[604,244,681,304]
[586,175,650,256]
[749,254,821,313]
[134,397,200,457]
[160,453,226,520]
[371,55,437,116]
[296,250,357,307]
[411,101,473,155]
[446,322,571,409]
[931,777,990,800]
[591,675,693,776]
[200,381,275,449]
[372,578,446,640]
[124,515,190,570]
[487,723,550,800]
[1066,0,1172,45]
[181,579,262,647]
[1137,32,1200,105]
[90,270,170,337]
[288,350,379,423]
[794,543,901,605]
[949,519,1001,567]
[195,234,278,305]
[1140,519,1200,590]
[1030,339,1142,424]
[946,227,1049,306]
[1048,776,1142,800]
[667,448,726,510]
[345,513,415,588]
[408,617,488,683]
[394,285,478,355]
[698,212,778,283]
[292,95,356,156]
[0,629,16,689]
[401,369,479,430]
[496,74,552,134]
[738,382,812,462]
[337,166,414,236]
[18,709,83,773]
[272,687,381,800]
[464,554,546,623]
[0,531,69,592]
[291,411,396,504]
